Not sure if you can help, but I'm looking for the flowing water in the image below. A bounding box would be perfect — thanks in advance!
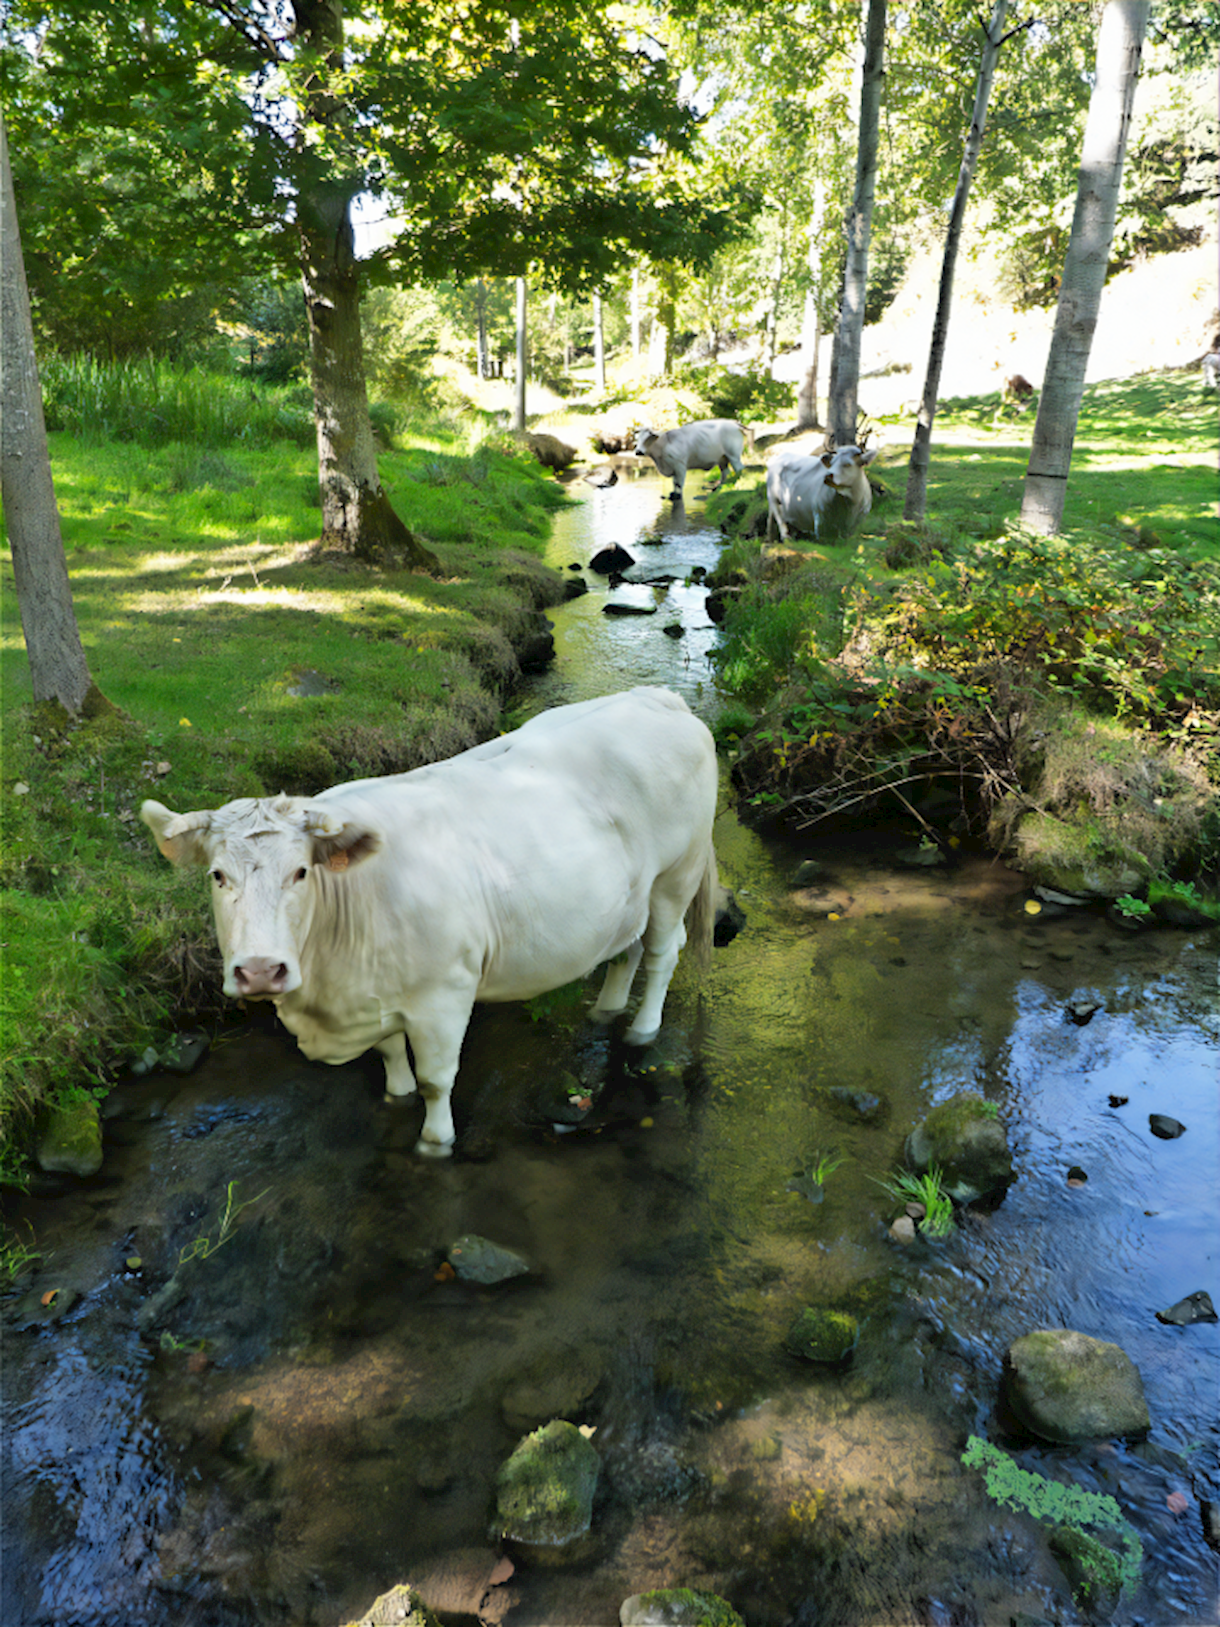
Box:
[3,471,1217,1627]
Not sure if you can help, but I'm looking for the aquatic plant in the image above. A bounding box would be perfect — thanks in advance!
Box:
[962,1435,1142,1599]
[873,1164,955,1236]
[788,1484,827,1526]
[1114,892,1153,920]
[179,1180,269,1266]
[0,1223,41,1283]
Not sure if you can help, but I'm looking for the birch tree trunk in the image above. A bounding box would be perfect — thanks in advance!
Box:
[904,0,1011,521]
[295,0,437,568]
[1021,0,1151,534]
[649,264,678,380]
[514,276,528,431]
[0,113,108,719]
[796,181,827,428]
[829,0,886,446]
[475,279,489,379]
[593,292,607,393]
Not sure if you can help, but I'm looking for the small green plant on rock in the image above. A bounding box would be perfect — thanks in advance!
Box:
[962,1435,1142,1601]
[1114,892,1154,920]
[873,1164,955,1236]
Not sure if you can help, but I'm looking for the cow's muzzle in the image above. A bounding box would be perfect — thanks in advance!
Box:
[232,957,290,998]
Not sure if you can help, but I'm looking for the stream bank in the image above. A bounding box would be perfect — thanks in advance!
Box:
[3,471,1217,1627]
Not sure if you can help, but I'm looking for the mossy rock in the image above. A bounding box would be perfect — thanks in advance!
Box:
[784,1306,859,1365]
[906,1092,1013,1203]
[341,1583,442,1627]
[1005,1329,1150,1443]
[1049,1525,1124,1619]
[495,1418,599,1546]
[36,1098,103,1178]
[620,1587,746,1627]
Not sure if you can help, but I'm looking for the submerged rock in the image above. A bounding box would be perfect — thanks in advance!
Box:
[784,1306,859,1365]
[620,1588,745,1627]
[603,602,657,618]
[713,890,746,947]
[495,1419,600,1547]
[1149,1113,1186,1140]
[36,1098,103,1178]
[447,1234,531,1286]
[1156,1290,1217,1327]
[825,1085,887,1124]
[1004,1329,1150,1442]
[905,1092,1013,1203]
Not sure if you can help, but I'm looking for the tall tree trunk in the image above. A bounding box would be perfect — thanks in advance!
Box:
[475,278,489,379]
[796,182,827,428]
[0,113,108,720]
[1021,0,1151,534]
[514,276,528,432]
[829,0,887,446]
[295,0,437,569]
[649,264,678,380]
[593,292,607,393]
[905,0,1012,521]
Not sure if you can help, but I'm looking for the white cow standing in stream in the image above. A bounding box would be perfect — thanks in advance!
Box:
[142,688,718,1157]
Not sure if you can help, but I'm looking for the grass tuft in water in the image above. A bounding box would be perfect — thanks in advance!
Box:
[873,1164,955,1236]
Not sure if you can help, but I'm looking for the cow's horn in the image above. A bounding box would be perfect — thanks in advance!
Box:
[302,808,346,838]
[140,801,213,839]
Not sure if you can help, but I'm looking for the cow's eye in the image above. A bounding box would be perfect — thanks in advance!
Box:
[211,869,226,887]
[293,866,308,884]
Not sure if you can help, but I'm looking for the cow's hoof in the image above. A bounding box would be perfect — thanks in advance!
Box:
[383,1090,417,1107]
[623,1024,660,1047]
[415,1138,454,1159]
[590,1006,627,1025]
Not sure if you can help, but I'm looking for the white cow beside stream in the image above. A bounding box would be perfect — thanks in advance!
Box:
[142,688,719,1156]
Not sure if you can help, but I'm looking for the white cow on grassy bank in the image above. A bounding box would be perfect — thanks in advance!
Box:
[766,443,878,543]
[634,419,747,500]
[142,689,719,1157]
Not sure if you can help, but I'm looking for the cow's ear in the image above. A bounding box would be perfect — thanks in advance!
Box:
[820,452,834,468]
[856,448,878,466]
[301,807,381,872]
[141,801,214,867]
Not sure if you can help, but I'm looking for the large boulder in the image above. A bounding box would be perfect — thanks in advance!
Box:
[1004,1330,1150,1442]
[905,1092,1012,1203]
[525,432,577,471]
[784,1307,859,1365]
[495,1419,600,1547]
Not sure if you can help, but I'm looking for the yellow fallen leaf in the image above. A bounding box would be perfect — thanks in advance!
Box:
[1024,899,1042,915]
[640,1116,654,1128]
[179,717,192,727]
[828,912,841,921]
[40,1289,59,1307]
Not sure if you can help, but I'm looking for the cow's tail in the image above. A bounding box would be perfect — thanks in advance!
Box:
[739,421,756,453]
[686,840,719,973]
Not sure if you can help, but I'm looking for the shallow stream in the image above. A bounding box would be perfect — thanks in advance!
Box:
[3,470,1217,1627]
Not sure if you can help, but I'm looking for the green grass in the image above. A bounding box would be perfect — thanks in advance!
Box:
[1,370,572,1179]
[873,1165,956,1237]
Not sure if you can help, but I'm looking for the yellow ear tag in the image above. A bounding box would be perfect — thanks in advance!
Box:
[327,850,349,872]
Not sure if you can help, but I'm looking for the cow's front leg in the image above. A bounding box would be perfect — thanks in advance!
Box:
[706,456,728,492]
[376,1031,417,1103]
[404,993,475,1157]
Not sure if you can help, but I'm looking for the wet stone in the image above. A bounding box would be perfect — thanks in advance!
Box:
[789,860,825,888]
[1004,1329,1150,1442]
[6,1285,82,1330]
[496,1419,599,1547]
[784,1306,859,1365]
[1066,1000,1102,1026]
[825,1085,887,1124]
[620,1589,745,1627]
[1156,1290,1217,1326]
[603,602,657,618]
[589,544,636,574]
[1149,1113,1186,1140]
[36,1098,103,1178]
[447,1234,531,1285]
[159,1030,210,1075]
[340,1583,441,1627]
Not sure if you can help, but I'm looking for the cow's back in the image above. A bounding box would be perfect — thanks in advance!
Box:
[306,688,717,1003]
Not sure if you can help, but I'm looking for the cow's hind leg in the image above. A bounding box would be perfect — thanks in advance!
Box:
[591,940,644,1021]
[623,898,688,1046]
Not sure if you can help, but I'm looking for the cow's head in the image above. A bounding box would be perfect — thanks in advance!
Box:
[820,445,877,492]
[141,796,379,999]
[633,425,657,455]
